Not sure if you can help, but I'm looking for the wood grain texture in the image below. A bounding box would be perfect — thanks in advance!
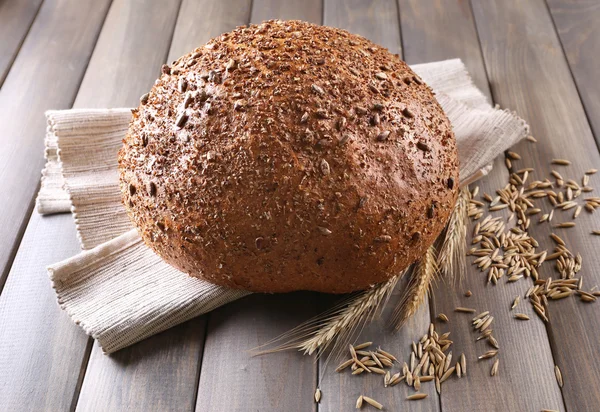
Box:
[318,277,440,412]
[429,219,565,412]
[319,4,438,411]
[0,214,90,411]
[0,0,112,293]
[0,1,597,411]
[398,0,490,101]
[547,0,600,144]
[69,1,211,411]
[76,321,204,412]
[168,0,252,63]
[324,0,401,53]
[0,0,44,87]
[472,1,600,411]
[194,3,320,411]
[69,0,256,411]
[251,0,322,24]
[75,0,183,108]
[400,2,564,411]
[0,1,206,411]
[196,293,318,412]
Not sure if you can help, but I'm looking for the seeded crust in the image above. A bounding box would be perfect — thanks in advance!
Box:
[119,20,459,294]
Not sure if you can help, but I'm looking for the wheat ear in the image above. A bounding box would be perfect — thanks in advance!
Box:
[437,186,470,283]
[251,269,406,361]
[391,246,438,330]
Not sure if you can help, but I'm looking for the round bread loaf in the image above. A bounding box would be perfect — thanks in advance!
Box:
[119,20,459,294]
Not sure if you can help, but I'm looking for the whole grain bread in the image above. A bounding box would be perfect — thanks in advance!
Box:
[118,20,459,293]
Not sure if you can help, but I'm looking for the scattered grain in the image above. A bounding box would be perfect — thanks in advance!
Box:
[437,313,449,322]
[363,396,383,410]
[478,350,498,360]
[407,393,428,401]
[354,342,373,350]
[314,388,321,403]
[554,365,563,388]
[336,359,354,372]
[554,222,575,228]
[491,359,499,376]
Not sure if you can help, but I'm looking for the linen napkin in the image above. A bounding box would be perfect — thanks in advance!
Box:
[37,59,528,353]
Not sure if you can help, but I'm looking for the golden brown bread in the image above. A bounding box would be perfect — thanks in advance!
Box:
[118,20,459,293]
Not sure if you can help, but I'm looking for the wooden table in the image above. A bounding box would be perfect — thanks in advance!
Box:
[1,0,599,411]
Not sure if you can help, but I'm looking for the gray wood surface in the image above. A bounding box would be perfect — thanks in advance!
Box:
[472,0,600,410]
[251,0,322,24]
[76,321,204,412]
[194,3,322,411]
[324,0,402,53]
[169,0,252,63]
[0,0,112,292]
[69,1,211,411]
[0,0,43,87]
[547,0,600,144]
[318,278,440,412]
[0,213,90,411]
[319,4,439,411]
[0,0,599,411]
[0,1,202,411]
[74,0,183,109]
[398,0,490,99]
[400,2,565,411]
[196,293,319,412]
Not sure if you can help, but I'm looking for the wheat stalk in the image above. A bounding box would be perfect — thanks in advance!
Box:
[251,269,406,361]
[391,246,438,330]
[437,187,469,283]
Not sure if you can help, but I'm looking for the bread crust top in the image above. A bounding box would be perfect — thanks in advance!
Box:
[119,20,459,293]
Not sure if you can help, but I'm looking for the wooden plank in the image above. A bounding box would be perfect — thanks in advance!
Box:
[251,0,322,24]
[547,0,600,144]
[196,293,319,411]
[77,1,256,411]
[471,1,600,411]
[68,1,215,411]
[398,0,490,101]
[319,4,438,412]
[324,0,401,53]
[0,213,90,411]
[0,1,112,404]
[168,0,252,63]
[318,277,440,412]
[0,0,209,411]
[0,0,44,87]
[0,0,110,400]
[399,2,565,411]
[0,0,112,292]
[74,0,182,108]
[193,3,320,412]
[76,321,204,411]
